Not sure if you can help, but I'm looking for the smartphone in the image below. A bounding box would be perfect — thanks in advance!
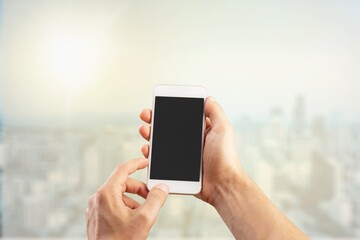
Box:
[147,85,207,194]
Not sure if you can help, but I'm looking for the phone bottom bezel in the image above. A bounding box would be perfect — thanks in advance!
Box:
[147,179,202,195]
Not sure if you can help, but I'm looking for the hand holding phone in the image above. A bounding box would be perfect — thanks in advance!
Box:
[147,85,206,194]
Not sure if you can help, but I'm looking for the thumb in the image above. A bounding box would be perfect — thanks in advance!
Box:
[140,184,169,221]
[204,97,229,126]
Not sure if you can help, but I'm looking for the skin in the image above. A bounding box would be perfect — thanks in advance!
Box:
[87,97,308,240]
[86,158,169,240]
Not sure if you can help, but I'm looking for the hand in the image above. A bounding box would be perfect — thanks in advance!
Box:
[139,98,308,239]
[86,158,169,240]
[138,97,241,205]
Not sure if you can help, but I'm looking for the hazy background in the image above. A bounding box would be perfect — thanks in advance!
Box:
[2,0,360,126]
[1,0,360,239]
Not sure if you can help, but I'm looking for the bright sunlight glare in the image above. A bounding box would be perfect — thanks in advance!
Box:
[46,33,100,92]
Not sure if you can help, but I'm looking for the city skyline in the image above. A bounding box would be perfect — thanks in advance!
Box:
[1,93,359,128]
[1,95,359,238]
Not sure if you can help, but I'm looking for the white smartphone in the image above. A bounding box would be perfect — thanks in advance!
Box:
[147,85,207,194]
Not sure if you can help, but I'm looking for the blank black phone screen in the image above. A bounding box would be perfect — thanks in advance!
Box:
[150,96,204,181]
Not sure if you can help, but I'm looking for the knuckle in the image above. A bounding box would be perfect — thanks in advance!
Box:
[136,211,152,224]
[114,163,128,176]
[87,195,94,208]
[94,189,108,205]
[115,163,125,172]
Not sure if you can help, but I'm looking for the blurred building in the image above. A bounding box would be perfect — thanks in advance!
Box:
[237,97,360,237]
[1,97,360,238]
[0,113,3,236]
[293,96,306,137]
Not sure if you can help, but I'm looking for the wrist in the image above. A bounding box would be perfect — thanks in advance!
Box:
[209,166,308,240]
[210,167,271,239]
[209,166,250,210]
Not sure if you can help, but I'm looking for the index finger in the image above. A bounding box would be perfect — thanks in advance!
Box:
[105,158,149,188]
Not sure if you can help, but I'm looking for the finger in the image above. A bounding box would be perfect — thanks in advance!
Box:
[105,158,149,187]
[139,109,152,124]
[204,117,212,135]
[141,144,149,158]
[122,195,141,209]
[125,178,149,199]
[86,195,96,220]
[86,207,89,220]
[87,193,95,208]
[205,116,211,129]
[204,97,229,126]
[139,125,151,141]
[138,184,169,222]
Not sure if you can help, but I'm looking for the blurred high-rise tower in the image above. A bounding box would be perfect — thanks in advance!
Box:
[293,96,306,137]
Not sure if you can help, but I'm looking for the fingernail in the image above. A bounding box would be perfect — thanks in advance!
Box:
[155,184,169,194]
[207,96,216,102]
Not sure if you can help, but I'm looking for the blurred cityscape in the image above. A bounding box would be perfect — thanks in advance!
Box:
[0,113,3,236]
[0,96,359,238]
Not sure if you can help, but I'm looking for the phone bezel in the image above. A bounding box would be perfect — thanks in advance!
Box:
[147,84,207,195]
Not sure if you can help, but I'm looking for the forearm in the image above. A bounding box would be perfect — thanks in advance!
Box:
[212,169,308,240]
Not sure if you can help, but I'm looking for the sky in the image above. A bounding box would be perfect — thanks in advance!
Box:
[2,0,360,127]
